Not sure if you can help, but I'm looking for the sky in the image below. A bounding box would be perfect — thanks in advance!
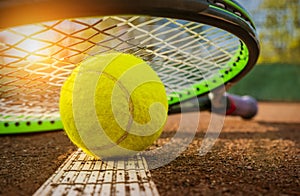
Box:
[237,0,262,11]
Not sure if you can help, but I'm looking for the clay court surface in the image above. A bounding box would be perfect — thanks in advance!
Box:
[0,102,299,196]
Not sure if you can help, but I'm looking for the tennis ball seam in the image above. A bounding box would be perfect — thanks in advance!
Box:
[91,71,134,151]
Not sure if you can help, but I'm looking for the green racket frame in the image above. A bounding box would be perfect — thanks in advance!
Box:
[0,0,260,134]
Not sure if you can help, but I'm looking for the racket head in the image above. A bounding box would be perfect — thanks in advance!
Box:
[0,0,260,134]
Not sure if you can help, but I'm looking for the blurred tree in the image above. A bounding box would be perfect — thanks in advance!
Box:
[257,0,300,64]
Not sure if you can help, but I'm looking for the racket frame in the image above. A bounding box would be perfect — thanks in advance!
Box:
[0,0,260,134]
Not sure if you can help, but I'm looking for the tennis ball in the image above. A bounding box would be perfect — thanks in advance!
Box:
[59,52,168,159]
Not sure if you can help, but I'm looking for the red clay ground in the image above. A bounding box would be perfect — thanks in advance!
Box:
[0,102,299,196]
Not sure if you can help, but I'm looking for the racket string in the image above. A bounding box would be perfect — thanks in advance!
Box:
[0,16,240,121]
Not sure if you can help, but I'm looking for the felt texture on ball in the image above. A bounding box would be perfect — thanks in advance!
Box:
[59,52,168,159]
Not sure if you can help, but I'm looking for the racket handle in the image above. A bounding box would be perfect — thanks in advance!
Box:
[225,94,258,119]
[168,93,258,119]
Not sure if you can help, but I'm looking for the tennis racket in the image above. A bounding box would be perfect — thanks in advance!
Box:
[0,0,260,134]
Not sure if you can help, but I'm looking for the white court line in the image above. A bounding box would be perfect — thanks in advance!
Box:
[33,149,159,196]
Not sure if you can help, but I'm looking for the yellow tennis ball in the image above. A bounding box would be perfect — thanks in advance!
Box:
[59,52,168,159]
